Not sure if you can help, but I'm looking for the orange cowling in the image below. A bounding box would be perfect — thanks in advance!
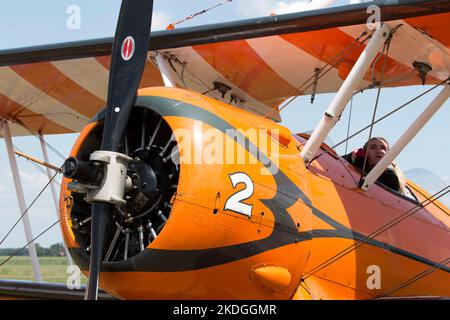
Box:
[60,87,312,299]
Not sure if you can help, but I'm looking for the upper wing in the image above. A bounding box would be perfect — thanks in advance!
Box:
[1,0,450,136]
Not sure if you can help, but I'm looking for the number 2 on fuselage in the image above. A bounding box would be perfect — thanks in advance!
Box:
[224,172,254,218]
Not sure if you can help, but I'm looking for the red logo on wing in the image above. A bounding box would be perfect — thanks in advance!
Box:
[121,36,135,61]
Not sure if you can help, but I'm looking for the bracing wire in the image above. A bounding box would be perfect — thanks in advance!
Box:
[159,30,371,122]
[301,184,450,281]
[378,256,450,298]
[262,31,370,119]
[345,96,354,155]
[13,144,60,186]
[166,0,232,30]
[0,165,62,247]
[361,32,392,172]
[1,120,65,247]
[309,78,449,163]
[0,220,60,267]
[155,52,212,93]
[266,32,371,118]
[14,119,65,160]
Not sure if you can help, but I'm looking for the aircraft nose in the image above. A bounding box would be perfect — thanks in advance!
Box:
[63,107,179,263]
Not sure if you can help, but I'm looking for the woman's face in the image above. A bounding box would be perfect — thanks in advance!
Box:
[366,138,389,167]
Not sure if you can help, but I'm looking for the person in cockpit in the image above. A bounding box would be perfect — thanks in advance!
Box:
[343,137,406,194]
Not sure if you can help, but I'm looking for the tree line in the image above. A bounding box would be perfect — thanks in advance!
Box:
[0,243,66,257]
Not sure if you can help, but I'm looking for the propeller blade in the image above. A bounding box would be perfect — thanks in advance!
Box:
[84,202,111,300]
[85,0,154,300]
[102,0,154,151]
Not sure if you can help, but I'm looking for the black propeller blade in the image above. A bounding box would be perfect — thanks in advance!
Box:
[85,0,154,300]
[102,0,154,152]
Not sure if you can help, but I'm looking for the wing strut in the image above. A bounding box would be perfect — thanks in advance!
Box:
[38,134,74,265]
[155,53,177,88]
[300,24,391,165]
[0,120,43,282]
[360,82,450,191]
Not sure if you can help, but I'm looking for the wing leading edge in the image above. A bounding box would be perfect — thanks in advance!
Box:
[1,0,450,136]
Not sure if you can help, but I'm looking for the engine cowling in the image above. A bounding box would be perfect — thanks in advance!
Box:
[60,87,312,299]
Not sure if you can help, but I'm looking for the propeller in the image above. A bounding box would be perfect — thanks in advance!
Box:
[84,0,154,300]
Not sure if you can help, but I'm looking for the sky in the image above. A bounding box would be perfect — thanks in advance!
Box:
[0,0,449,249]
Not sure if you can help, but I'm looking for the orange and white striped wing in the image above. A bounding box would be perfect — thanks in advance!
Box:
[1,3,450,136]
[0,56,163,136]
[161,16,450,111]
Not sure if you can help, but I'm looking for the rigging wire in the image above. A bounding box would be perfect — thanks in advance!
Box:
[167,56,189,88]
[13,144,60,187]
[0,165,62,247]
[14,118,66,160]
[361,32,392,173]
[341,97,359,186]
[345,96,354,155]
[288,31,370,102]
[1,120,65,247]
[0,219,60,267]
[357,70,415,92]
[154,52,212,92]
[378,256,450,298]
[14,144,49,177]
[263,31,371,118]
[158,30,371,120]
[301,184,450,281]
[308,78,449,163]
[165,0,233,30]
[407,183,450,218]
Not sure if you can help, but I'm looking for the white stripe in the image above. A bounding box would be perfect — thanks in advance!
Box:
[247,36,345,93]
[160,47,281,121]
[339,22,450,82]
[52,57,109,101]
[247,35,373,94]
[0,67,89,131]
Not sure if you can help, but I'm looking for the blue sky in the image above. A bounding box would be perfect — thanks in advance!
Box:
[0,0,449,248]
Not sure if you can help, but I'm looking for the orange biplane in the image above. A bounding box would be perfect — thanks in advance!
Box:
[0,0,449,300]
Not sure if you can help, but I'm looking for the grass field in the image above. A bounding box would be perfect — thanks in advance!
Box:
[0,256,87,284]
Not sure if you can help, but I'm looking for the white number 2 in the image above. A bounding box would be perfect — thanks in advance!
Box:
[224,172,254,218]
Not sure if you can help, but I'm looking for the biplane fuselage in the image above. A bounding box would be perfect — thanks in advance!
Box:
[60,87,450,299]
[1,0,450,300]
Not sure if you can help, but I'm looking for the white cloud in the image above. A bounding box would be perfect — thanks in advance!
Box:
[152,11,172,31]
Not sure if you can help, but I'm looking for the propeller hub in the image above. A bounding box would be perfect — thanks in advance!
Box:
[85,151,133,207]
[67,108,179,266]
